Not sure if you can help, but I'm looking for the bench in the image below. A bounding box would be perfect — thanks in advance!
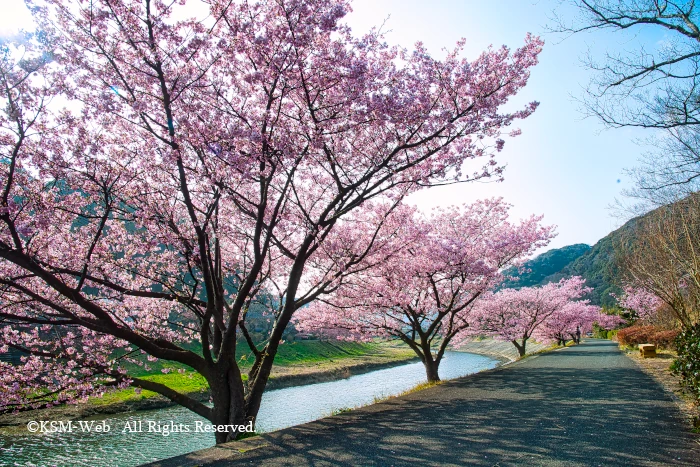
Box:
[639,344,656,358]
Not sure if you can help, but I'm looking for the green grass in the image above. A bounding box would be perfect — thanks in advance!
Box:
[328,406,354,416]
[93,371,211,406]
[398,380,443,396]
[372,380,443,404]
[262,341,378,366]
[92,340,390,407]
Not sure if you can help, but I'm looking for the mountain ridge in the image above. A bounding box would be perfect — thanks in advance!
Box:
[502,214,648,306]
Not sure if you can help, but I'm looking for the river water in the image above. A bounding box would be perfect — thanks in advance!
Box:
[0,351,499,467]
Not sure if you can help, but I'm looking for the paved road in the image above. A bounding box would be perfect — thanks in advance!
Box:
[149,340,700,466]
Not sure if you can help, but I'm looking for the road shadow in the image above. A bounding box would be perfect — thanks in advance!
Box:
[150,341,699,467]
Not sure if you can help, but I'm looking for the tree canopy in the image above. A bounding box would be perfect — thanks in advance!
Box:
[0,0,542,441]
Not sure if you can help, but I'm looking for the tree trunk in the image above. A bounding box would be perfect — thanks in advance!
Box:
[209,362,249,444]
[207,242,311,444]
[241,295,298,435]
[424,357,441,383]
[511,339,526,357]
[418,336,441,383]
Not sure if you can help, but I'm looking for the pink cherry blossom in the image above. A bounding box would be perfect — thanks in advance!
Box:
[294,198,554,381]
[614,286,662,321]
[458,277,591,356]
[534,301,622,345]
[0,0,542,440]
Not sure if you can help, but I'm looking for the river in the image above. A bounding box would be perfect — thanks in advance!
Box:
[0,351,499,467]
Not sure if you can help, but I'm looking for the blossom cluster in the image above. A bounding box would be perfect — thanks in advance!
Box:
[0,0,543,414]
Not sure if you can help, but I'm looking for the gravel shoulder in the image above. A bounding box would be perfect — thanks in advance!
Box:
[625,346,700,429]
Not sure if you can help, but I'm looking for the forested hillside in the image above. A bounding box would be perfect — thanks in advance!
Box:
[503,217,648,306]
[501,244,591,288]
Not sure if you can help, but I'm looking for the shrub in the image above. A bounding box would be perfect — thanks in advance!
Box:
[616,325,653,346]
[648,330,679,349]
[616,325,679,349]
[671,323,700,402]
[593,323,622,339]
[592,324,608,338]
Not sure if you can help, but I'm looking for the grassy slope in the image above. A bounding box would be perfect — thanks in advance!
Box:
[93,341,407,406]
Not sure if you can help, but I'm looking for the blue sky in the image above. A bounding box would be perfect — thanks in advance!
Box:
[1,0,664,252]
[346,0,667,251]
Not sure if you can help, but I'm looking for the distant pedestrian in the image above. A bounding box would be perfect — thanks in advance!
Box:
[575,326,581,344]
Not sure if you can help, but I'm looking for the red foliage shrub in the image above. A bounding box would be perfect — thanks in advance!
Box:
[617,325,654,346]
[617,325,679,349]
[649,330,680,349]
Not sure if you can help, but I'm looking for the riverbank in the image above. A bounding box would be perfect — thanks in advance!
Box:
[456,337,549,362]
[0,338,529,429]
[0,340,417,428]
[1,351,500,467]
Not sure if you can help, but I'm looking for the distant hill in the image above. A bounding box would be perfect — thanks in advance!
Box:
[501,244,591,289]
[559,232,622,307]
[503,216,648,306]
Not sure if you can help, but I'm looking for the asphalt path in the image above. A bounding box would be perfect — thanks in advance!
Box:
[149,340,700,466]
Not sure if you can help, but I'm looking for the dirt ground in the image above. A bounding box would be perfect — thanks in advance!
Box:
[626,346,700,430]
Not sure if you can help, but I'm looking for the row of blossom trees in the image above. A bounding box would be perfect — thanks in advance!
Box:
[460,278,605,357]
[555,1,700,405]
[0,0,545,441]
[296,202,619,382]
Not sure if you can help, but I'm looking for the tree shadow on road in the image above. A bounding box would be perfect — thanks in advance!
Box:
[153,341,700,467]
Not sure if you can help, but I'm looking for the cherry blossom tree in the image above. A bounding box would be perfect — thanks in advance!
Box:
[596,309,627,331]
[534,301,618,346]
[0,0,543,441]
[294,199,554,382]
[614,286,663,321]
[460,277,591,357]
